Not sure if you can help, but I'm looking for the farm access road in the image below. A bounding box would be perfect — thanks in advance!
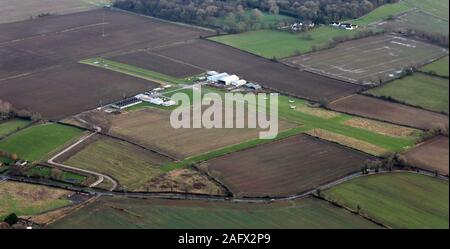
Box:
[46,124,118,191]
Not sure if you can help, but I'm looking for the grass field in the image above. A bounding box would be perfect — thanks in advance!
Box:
[323,173,449,229]
[404,0,449,19]
[209,27,357,59]
[0,119,30,137]
[420,56,449,77]
[64,137,170,191]
[387,10,449,35]
[48,196,380,229]
[81,58,191,85]
[0,181,72,220]
[351,1,411,25]
[275,95,420,154]
[366,73,449,114]
[0,123,83,162]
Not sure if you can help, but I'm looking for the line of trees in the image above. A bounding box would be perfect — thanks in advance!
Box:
[113,0,399,33]
[0,99,41,122]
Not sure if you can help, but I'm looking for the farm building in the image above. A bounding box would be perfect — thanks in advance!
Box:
[232,79,247,87]
[218,75,240,85]
[339,23,358,30]
[207,73,229,82]
[111,97,142,110]
[245,83,262,90]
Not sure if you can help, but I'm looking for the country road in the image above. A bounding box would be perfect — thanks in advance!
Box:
[4,169,446,205]
[46,125,118,191]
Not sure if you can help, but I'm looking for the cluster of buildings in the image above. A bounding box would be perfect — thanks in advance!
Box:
[330,22,358,30]
[278,22,315,32]
[111,88,176,110]
[206,71,262,90]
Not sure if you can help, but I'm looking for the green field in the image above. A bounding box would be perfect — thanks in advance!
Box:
[0,119,31,137]
[323,173,449,229]
[210,27,357,59]
[0,181,72,220]
[366,73,449,114]
[404,0,449,19]
[81,58,196,85]
[49,196,379,229]
[351,1,411,25]
[420,56,449,77]
[64,137,169,191]
[0,123,83,162]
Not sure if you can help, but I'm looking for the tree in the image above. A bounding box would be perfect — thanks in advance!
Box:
[249,8,264,29]
[51,168,64,181]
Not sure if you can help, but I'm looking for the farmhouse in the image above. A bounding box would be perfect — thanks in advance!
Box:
[339,23,358,30]
[111,97,142,110]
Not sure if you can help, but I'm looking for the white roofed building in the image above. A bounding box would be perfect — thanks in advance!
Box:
[218,75,239,85]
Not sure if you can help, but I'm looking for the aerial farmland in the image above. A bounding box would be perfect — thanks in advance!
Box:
[0,0,448,234]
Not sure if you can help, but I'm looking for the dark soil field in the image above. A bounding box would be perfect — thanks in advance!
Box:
[284,35,448,84]
[109,51,204,78]
[329,95,449,130]
[403,136,449,175]
[0,9,212,80]
[0,9,212,119]
[200,134,373,197]
[149,39,362,102]
[0,64,158,120]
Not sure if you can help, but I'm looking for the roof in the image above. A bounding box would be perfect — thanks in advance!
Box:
[219,75,239,82]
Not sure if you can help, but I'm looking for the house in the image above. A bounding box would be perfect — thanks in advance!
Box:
[218,75,239,85]
[330,22,341,27]
[340,23,358,30]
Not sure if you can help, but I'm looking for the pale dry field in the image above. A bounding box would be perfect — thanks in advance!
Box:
[0,0,106,24]
[109,107,296,159]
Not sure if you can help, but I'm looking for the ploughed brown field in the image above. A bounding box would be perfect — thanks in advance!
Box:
[403,136,449,176]
[0,8,361,120]
[0,64,158,120]
[0,9,211,119]
[328,95,449,130]
[114,39,362,102]
[200,134,373,197]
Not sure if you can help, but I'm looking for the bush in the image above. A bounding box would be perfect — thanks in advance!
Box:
[4,213,19,226]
